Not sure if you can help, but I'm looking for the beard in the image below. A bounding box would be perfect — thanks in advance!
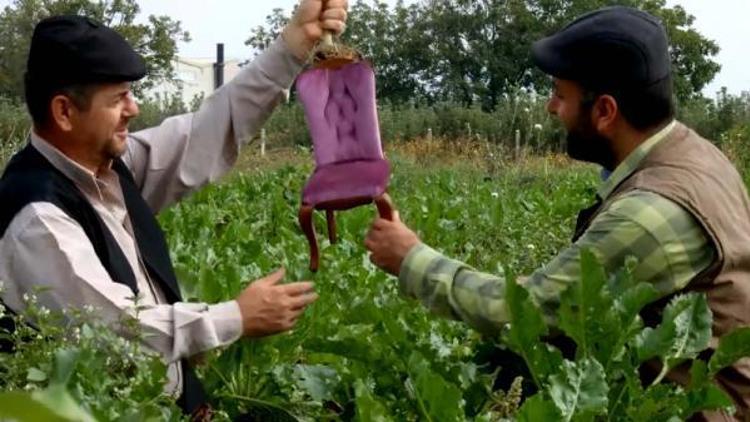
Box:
[565,114,617,170]
[104,137,127,160]
[104,123,130,160]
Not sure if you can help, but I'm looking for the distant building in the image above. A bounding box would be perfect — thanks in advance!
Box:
[147,56,241,105]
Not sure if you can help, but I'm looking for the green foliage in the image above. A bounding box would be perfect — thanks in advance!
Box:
[633,293,712,383]
[262,97,562,152]
[516,394,561,421]
[0,293,182,421]
[2,82,747,168]
[503,272,563,387]
[498,249,749,421]
[679,90,750,142]
[0,0,190,100]
[343,0,433,105]
[157,158,594,419]
[0,2,743,416]
[129,91,200,132]
[238,90,749,156]
[0,95,28,167]
[3,147,750,419]
[408,352,465,421]
[548,357,608,421]
[247,0,720,107]
[245,7,290,53]
[158,159,750,420]
[0,388,91,422]
[354,379,391,421]
[708,328,750,376]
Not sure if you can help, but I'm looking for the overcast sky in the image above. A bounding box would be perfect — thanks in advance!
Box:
[666,0,748,96]
[3,0,747,95]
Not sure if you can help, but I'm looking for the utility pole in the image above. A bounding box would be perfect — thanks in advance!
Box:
[214,43,224,89]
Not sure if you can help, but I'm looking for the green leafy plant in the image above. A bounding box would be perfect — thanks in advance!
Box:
[0,290,182,421]
[158,157,592,420]
[3,145,750,420]
[505,250,747,421]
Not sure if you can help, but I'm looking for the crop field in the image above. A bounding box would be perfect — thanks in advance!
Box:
[1,0,749,418]
[162,143,750,420]
[3,142,750,421]
[159,146,594,420]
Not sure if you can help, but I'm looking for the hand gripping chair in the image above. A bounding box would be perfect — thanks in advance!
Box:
[296,61,393,272]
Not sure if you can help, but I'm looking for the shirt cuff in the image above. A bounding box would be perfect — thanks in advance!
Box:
[398,242,446,298]
[251,36,305,89]
[207,300,243,346]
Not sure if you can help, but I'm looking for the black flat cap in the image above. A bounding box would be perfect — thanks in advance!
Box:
[26,15,146,86]
[532,6,671,91]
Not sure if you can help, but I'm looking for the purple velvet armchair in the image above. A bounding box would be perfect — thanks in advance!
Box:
[296,61,393,272]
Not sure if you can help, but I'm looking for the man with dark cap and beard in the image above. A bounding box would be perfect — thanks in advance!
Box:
[365,6,750,420]
[0,0,346,419]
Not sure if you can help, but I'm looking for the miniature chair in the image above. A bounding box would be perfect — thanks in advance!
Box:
[296,61,393,272]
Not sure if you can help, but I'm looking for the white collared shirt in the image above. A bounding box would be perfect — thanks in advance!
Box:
[0,38,303,395]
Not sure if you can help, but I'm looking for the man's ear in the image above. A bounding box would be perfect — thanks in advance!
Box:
[592,94,618,134]
[49,95,76,132]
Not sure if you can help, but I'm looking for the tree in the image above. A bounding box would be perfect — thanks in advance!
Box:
[650,2,721,100]
[244,1,433,104]
[423,0,721,108]
[244,0,721,108]
[0,0,190,100]
[245,7,290,54]
[523,0,721,101]
[342,0,434,104]
[424,0,544,109]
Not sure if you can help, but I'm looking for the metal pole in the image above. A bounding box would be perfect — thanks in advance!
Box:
[214,43,224,89]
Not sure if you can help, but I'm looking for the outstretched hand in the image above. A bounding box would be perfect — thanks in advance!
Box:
[365,211,420,276]
[236,268,318,337]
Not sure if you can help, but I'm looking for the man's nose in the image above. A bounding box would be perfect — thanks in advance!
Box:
[546,96,558,115]
[124,95,139,118]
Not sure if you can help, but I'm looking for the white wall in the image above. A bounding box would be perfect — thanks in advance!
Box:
[147,57,241,106]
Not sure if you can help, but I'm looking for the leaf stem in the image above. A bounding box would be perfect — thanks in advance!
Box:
[606,382,629,422]
[406,377,434,422]
[651,363,670,387]
[217,393,293,414]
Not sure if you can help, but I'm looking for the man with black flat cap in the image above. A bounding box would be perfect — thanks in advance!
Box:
[365,6,750,420]
[0,0,347,418]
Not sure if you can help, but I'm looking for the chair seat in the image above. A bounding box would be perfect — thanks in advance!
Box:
[302,159,390,206]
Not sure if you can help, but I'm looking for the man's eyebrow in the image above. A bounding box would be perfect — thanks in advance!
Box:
[111,88,130,99]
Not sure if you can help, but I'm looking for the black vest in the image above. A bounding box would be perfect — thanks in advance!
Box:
[0,144,207,415]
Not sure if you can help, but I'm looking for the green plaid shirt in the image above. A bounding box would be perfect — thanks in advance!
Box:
[399,121,716,333]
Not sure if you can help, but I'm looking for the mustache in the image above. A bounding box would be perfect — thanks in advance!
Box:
[115,118,131,131]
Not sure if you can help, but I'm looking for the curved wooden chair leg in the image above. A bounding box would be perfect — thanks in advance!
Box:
[374,193,394,221]
[298,205,319,272]
[326,210,337,244]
